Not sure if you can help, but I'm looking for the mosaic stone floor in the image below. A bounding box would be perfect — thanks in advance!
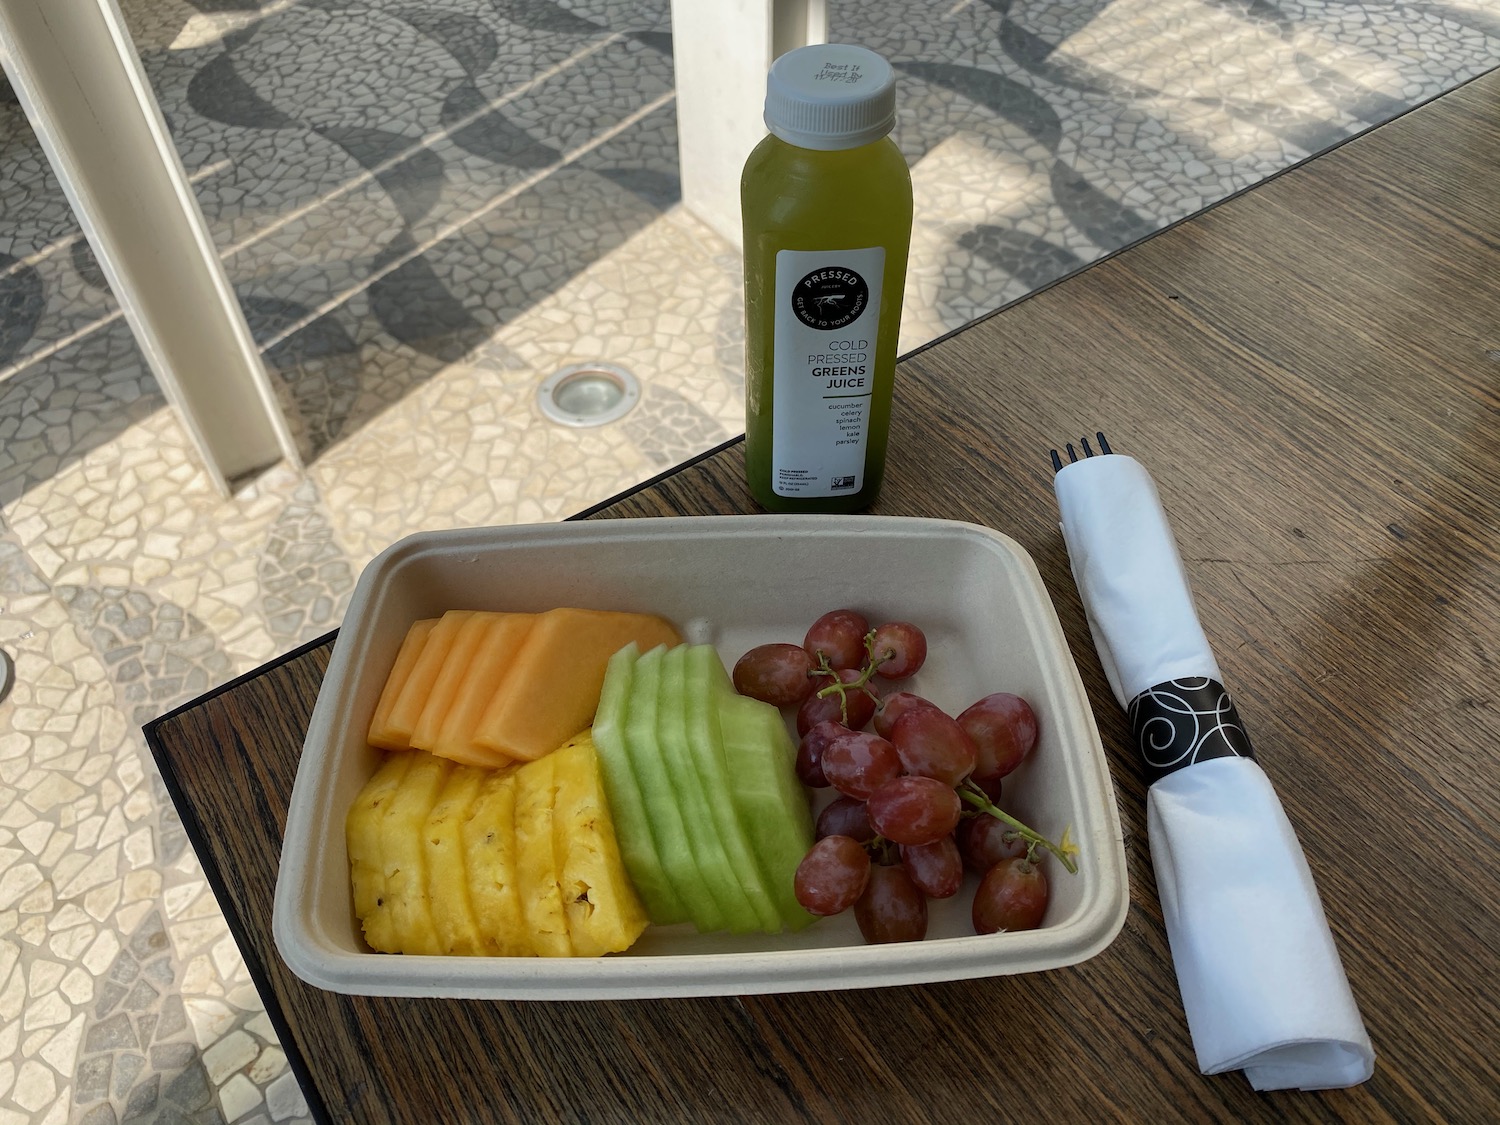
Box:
[2,0,1498,1120]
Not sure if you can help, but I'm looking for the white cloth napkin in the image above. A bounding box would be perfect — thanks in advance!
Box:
[1054,453,1375,1091]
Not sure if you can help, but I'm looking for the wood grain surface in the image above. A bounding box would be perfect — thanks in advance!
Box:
[146,72,1499,1124]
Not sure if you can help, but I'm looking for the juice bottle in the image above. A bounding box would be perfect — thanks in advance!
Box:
[741,43,913,514]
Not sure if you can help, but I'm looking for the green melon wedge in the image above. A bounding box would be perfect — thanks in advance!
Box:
[716,691,818,932]
[626,645,726,933]
[684,645,784,932]
[590,643,689,926]
[657,645,759,933]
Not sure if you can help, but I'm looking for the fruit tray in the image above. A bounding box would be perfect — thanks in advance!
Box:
[272,515,1128,999]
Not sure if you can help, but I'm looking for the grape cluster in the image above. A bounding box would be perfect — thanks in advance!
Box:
[734,609,1077,945]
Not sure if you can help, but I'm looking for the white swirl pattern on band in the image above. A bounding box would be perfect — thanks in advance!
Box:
[1127,676,1255,783]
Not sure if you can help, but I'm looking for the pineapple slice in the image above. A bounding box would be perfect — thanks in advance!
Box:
[550,731,649,956]
[514,753,572,957]
[345,752,414,953]
[461,770,530,956]
[422,766,489,955]
[380,751,453,955]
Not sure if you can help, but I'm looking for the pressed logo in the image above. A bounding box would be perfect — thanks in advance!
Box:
[791,267,869,330]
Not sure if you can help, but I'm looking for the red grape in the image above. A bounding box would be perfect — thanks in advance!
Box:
[957,814,1028,873]
[958,693,1039,781]
[871,621,927,679]
[890,707,977,787]
[803,609,870,670]
[816,796,875,842]
[794,835,871,916]
[732,643,817,706]
[854,864,928,944]
[821,730,902,800]
[900,836,963,899]
[972,857,1048,933]
[796,668,878,734]
[866,776,962,845]
[795,720,847,788]
[872,691,940,739]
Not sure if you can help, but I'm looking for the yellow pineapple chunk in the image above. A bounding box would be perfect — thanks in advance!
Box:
[345,752,413,953]
[422,766,489,955]
[461,770,530,956]
[550,731,648,956]
[380,751,453,955]
[514,753,572,957]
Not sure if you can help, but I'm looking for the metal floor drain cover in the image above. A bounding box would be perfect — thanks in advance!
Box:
[537,363,640,427]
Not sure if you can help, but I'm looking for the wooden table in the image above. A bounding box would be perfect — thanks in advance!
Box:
[146,72,1499,1123]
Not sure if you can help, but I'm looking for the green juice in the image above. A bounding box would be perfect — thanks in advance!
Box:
[740,45,914,514]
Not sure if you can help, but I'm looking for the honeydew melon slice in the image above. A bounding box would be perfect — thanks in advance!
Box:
[590,643,689,926]
[624,645,725,933]
[657,645,758,934]
[716,693,817,932]
[683,645,784,933]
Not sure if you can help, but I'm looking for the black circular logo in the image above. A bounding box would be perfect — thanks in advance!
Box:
[791,266,869,330]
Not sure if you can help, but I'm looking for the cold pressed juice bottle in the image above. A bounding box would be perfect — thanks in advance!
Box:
[741,44,913,513]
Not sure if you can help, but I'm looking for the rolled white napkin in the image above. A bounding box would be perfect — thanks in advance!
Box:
[1054,452,1374,1091]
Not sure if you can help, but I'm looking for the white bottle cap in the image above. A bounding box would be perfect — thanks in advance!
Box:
[764,44,897,151]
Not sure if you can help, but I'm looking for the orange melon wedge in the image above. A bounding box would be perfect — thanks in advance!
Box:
[473,607,681,761]
[368,618,439,751]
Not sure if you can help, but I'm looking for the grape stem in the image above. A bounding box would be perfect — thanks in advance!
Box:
[958,782,1080,875]
[811,635,886,725]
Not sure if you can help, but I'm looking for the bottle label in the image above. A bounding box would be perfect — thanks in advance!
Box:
[771,247,886,497]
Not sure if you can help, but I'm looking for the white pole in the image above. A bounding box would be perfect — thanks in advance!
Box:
[0,0,301,496]
[670,0,828,250]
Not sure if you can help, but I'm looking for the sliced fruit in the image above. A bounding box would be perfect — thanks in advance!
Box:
[422,765,489,955]
[684,645,783,932]
[590,643,690,926]
[624,645,725,933]
[379,750,454,954]
[410,612,498,756]
[345,751,414,952]
[384,611,477,751]
[550,730,650,956]
[427,613,536,768]
[474,607,681,761]
[657,645,758,933]
[718,692,818,931]
[368,620,439,751]
[514,752,572,957]
[461,769,529,956]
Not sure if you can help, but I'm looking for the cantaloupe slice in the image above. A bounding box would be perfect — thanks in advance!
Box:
[410,612,497,753]
[425,613,537,768]
[368,619,439,750]
[473,607,681,761]
[383,610,477,750]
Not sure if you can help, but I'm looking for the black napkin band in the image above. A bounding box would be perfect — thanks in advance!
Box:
[1127,677,1255,784]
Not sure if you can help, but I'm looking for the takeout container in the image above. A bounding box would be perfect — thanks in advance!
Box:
[273,515,1128,999]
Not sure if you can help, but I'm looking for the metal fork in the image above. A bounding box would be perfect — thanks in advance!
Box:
[1049,431,1112,473]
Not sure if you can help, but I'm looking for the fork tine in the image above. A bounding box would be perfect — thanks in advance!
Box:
[1081,436,1096,457]
[1050,448,1064,472]
[1066,442,1078,463]
[1097,431,1112,455]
